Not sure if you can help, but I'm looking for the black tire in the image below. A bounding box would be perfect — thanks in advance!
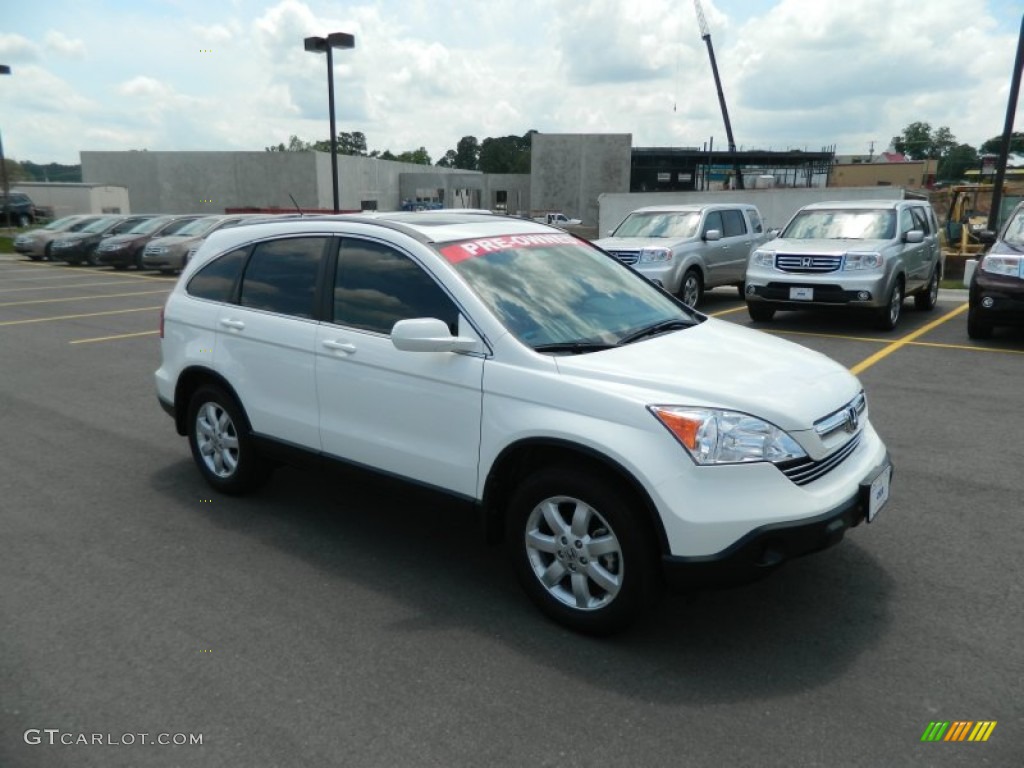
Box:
[28,255,42,261]
[747,303,776,322]
[186,385,271,494]
[505,466,659,635]
[966,306,993,340]
[874,278,904,331]
[679,268,703,308]
[113,264,129,271]
[914,268,939,311]
[84,249,100,266]
[44,242,54,261]
[736,281,746,298]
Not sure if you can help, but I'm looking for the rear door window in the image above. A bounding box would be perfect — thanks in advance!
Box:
[721,209,747,237]
[239,237,326,319]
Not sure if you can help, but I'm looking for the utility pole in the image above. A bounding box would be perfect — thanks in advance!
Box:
[694,0,743,188]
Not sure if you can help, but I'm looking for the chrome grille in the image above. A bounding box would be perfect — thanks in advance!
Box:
[779,432,862,486]
[608,250,640,266]
[776,254,842,273]
[814,392,867,439]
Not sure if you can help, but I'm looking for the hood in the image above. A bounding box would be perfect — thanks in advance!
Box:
[764,238,891,254]
[552,318,859,430]
[594,236,695,251]
[148,234,199,246]
[102,234,143,245]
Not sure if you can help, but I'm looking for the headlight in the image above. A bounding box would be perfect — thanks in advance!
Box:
[640,247,672,263]
[650,406,807,465]
[751,249,775,268]
[980,254,1023,277]
[844,252,883,270]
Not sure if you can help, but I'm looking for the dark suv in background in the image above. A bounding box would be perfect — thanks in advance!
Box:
[968,200,1024,339]
[1,191,41,227]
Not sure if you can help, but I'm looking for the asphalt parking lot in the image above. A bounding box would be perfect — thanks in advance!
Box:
[0,255,1020,768]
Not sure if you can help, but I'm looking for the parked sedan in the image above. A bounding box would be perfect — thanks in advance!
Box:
[49,215,156,265]
[95,214,202,270]
[13,215,103,261]
[967,201,1024,339]
[141,215,250,273]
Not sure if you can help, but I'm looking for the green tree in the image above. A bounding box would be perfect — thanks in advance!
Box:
[979,131,1024,155]
[2,158,30,182]
[455,136,479,170]
[265,134,311,152]
[937,143,979,181]
[394,147,432,165]
[479,130,536,174]
[436,149,458,168]
[892,122,958,160]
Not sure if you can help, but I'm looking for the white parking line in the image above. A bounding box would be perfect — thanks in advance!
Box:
[0,280,142,294]
[0,289,170,308]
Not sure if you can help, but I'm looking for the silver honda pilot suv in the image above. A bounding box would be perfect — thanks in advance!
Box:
[744,199,941,330]
[595,203,768,308]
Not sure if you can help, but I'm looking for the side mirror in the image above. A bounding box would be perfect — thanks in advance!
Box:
[767,228,780,239]
[976,229,997,245]
[391,318,478,353]
[904,229,924,244]
[704,229,722,241]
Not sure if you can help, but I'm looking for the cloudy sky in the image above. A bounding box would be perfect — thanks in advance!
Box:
[1,0,1022,166]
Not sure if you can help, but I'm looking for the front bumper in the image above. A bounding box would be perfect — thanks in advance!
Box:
[661,453,891,588]
[970,272,1024,327]
[745,267,890,309]
[96,247,136,267]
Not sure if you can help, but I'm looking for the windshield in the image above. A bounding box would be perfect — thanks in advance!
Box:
[176,217,222,236]
[612,211,699,239]
[782,209,895,240]
[43,216,80,231]
[438,233,697,350]
[127,216,174,234]
[81,217,118,233]
[1001,207,1024,246]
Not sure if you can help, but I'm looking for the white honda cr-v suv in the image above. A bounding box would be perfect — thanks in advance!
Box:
[156,212,892,634]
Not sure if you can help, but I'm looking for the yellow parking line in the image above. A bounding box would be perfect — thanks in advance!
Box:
[709,305,747,317]
[1,263,173,283]
[70,329,160,344]
[0,288,169,307]
[766,328,891,344]
[907,339,1024,356]
[0,306,162,326]
[850,303,970,375]
[0,280,141,294]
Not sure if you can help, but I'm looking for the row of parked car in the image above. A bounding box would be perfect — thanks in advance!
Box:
[594,197,1024,337]
[12,212,274,273]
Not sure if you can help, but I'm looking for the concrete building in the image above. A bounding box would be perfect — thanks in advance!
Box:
[399,171,530,215]
[12,181,131,217]
[529,133,632,227]
[830,160,927,189]
[81,150,470,214]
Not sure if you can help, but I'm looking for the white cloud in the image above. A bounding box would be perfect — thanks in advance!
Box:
[43,30,86,58]
[0,33,40,63]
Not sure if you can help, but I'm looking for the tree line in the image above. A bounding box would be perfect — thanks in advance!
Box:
[266,129,537,174]
[890,123,1024,182]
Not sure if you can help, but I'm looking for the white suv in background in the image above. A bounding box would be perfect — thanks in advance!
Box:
[594,203,768,307]
[156,213,891,634]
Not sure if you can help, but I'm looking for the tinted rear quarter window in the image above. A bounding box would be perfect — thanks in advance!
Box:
[186,248,248,302]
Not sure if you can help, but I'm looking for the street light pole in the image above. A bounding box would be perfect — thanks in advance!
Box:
[0,65,11,212]
[304,33,355,214]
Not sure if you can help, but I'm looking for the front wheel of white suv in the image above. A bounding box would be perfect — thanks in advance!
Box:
[506,467,659,635]
[187,385,270,494]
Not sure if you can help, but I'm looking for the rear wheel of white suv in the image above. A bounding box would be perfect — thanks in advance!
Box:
[506,467,658,635]
[187,385,270,494]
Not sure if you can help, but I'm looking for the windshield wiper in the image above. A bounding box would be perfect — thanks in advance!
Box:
[617,318,694,346]
[532,341,615,355]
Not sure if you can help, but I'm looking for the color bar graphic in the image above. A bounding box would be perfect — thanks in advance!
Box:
[921,721,996,742]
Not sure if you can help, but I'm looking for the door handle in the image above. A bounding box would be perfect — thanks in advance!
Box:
[219,318,245,330]
[322,339,357,354]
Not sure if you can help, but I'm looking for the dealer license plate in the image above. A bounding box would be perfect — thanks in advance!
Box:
[865,465,891,522]
[790,286,814,301]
